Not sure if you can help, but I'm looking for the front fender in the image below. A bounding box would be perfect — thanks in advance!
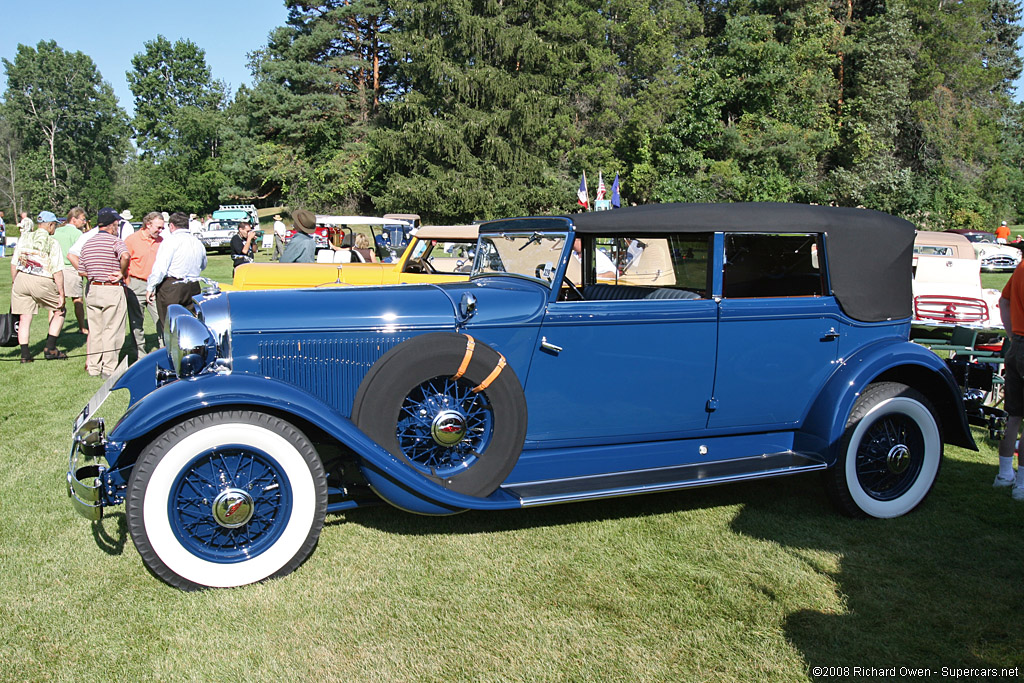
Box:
[796,339,976,463]
[109,373,522,513]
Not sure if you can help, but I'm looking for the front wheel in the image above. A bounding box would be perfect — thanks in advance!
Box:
[826,382,942,519]
[126,411,327,590]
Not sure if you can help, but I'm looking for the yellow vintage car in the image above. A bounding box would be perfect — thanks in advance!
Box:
[229,224,479,290]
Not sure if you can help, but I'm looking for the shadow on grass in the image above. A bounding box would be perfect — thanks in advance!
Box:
[729,455,1024,677]
[91,511,128,555]
[332,468,832,537]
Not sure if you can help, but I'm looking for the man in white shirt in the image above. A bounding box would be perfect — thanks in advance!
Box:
[118,210,135,240]
[147,211,208,328]
[272,214,288,261]
[18,211,33,234]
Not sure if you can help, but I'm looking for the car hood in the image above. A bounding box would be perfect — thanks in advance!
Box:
[219,277,550,335]
[975,244,1019,258]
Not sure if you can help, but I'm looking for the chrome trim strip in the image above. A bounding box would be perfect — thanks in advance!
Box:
[504,452,828,507]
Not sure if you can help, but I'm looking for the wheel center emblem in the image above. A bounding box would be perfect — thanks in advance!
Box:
[212,488,255,528]
[431,410,468,447]
[887,444,911,474]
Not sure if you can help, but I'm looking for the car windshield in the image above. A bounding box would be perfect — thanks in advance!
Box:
[406,238,476,275]
[967,233,995,243]
[472,231,569,287]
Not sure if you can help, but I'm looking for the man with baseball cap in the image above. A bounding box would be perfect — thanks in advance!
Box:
[78,208,129,377]
[280,209,317,263]
[9,210,67,362]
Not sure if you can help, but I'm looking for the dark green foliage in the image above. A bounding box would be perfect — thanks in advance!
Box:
[1,0,1021,225]
[126,36,228,215]
[222,0,392,212]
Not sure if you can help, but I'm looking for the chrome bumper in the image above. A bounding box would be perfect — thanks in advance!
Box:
[66,418,108,521]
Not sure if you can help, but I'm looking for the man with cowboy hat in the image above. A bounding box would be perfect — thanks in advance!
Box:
[280,210,316,263]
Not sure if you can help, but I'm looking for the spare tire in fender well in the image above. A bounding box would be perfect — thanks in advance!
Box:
[351,332,527,499]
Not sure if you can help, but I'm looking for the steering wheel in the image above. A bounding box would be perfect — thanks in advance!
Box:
[407,257,436,275]
[561,275,584,301]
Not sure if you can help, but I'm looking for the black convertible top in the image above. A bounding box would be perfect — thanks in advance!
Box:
[553,202,912,323]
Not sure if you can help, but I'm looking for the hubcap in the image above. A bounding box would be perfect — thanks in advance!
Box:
[887,444,911,474]
[212,488,255,528]
[396,376,494,478]
[431,410,468,446]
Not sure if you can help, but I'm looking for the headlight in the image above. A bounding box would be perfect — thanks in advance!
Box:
[165,305,217,378]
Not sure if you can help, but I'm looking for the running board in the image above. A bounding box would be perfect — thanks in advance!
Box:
[503,451,827,507]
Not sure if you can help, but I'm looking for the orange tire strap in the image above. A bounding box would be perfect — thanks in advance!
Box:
[452,334,476,380]
[472,355,506,393]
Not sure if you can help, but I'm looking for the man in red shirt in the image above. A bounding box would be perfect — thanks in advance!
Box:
[996,221,1011,244]
[79,208,129,378]
[997,265,1024,499]
[124,212,165,360]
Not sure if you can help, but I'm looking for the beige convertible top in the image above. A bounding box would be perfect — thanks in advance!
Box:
[413,224,479,241]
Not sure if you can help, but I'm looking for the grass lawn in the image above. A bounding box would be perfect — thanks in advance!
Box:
[1,250,1023,681]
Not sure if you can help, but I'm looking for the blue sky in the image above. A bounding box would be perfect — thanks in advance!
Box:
[0,0,1021,115]
[0,0,289,115]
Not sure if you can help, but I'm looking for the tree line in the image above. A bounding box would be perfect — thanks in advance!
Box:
[1,0,1022,230]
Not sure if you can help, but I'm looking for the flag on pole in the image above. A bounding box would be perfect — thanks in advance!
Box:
[611,174,621,208]
[577,172,589,209]
[596,172,607,201]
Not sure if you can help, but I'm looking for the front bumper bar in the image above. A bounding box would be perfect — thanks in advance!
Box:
[66,418,108,521]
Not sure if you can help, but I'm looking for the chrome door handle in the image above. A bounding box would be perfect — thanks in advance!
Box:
[540,337,562,354]
[822,327,840,341]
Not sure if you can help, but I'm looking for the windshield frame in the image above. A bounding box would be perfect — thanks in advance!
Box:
[471,229,572,288]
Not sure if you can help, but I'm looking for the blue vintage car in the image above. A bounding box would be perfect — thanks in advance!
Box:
[67,203,975,590]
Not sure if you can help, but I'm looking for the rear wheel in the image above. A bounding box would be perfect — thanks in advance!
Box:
[126,411,326,590]
[826,382,942,518]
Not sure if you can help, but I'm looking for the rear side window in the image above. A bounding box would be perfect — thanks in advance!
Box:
[723,233,826,298]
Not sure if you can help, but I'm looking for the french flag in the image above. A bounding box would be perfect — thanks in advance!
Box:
[577,173,589,208]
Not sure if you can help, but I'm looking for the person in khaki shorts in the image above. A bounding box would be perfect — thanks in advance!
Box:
[53,206,89,334]
[123,212,165,360]
[79,208,129,378]
[9,210,67,362]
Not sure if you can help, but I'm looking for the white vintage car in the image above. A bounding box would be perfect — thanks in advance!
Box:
[912,231,1003,327]
[945,229,1021,272]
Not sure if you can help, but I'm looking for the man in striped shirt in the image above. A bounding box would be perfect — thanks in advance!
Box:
[79,208,129,378]
[147,211,207,329]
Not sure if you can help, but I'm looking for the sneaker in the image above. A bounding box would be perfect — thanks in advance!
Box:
[1012,484,1024,501]
[994,474,1016,488]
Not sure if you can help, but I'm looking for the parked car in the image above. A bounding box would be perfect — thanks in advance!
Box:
[230,224,479,290]
[67,203,975,590]
[279,215,413,258]
[912,231,1002,327]
[944,229,1021,272]
[197,220,239,252]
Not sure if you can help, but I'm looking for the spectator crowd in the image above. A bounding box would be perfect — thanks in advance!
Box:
[7,207,208,377]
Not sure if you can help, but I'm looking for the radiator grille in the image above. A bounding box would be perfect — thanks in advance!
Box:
[259,335,411,417]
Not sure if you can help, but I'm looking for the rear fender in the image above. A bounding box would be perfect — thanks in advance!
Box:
[796,339,976,462]
[109,373,521,514]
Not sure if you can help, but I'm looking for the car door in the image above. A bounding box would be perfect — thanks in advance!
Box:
[522,234,718,445]
[707,232,840,431]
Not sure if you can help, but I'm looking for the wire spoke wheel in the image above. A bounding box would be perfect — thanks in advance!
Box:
[827,382,942,519]
[168,446,293,563]
[396,376,494,477]
[353,333,527,500]
[854,413,925,501]
[127,411,326,590]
